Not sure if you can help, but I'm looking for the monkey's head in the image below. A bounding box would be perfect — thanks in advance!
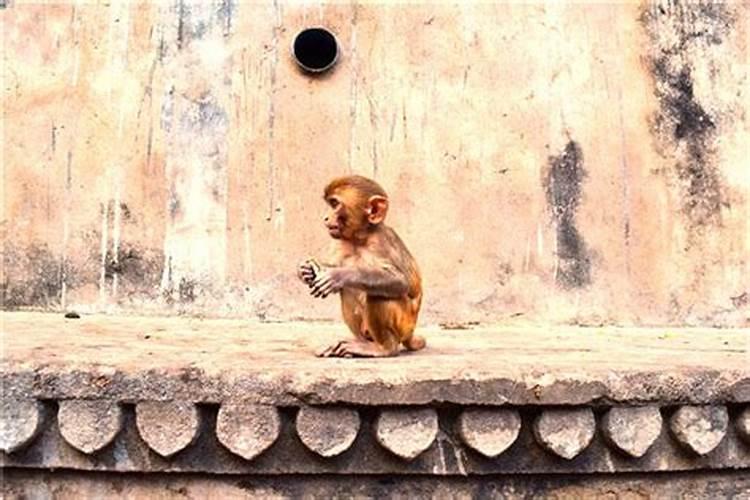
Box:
[323,175,389,241]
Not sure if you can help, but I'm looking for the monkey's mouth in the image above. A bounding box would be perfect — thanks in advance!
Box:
[326,225,342,238]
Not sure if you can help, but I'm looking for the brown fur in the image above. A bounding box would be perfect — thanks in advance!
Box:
[298,176,424,357]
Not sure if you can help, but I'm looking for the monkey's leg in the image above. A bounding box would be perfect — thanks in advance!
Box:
[316,325,374,357]
[316,291,369,357]
[396,298,425,351]
[403,334,426,351]
[324,298,402,358]
[326,338,398,357]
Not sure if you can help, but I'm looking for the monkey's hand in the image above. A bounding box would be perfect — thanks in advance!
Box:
[297,259,320,286]
[310,267,350,299]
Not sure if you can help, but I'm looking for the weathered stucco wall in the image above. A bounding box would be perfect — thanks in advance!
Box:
[2,1,748,325]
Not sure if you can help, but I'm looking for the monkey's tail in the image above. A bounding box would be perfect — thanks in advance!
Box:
[403,335,426,351]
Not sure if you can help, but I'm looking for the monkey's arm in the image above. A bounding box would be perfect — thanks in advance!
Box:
[346,265,409,297]
[297,259,320,286]
[310,264,408,299]
[297,243,342,286]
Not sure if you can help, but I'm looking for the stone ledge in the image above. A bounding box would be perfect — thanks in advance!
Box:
[1,312,748,407]
[1,312,748,475]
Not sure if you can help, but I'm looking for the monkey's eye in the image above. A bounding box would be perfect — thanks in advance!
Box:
[328,198,339,209]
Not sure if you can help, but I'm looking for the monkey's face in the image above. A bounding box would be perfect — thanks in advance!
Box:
[323,195,346,239]
[324,190,365,241]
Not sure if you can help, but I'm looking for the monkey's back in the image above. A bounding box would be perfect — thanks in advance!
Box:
[380,226,422,303]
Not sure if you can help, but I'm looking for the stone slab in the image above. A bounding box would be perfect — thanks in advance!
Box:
[4,469,750,499]
[1,312,748,406]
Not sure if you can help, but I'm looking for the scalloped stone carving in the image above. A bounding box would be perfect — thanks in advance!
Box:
[0,398,45,453]
[533,408,595,459]
[375,408,438,460]
[601,406,662,458]
[457,408,521,457]
[136,401,200,457]
[58,399,123,453]
[216,402,281,460]
[670,405,728,456]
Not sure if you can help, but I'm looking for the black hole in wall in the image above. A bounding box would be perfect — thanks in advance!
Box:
[293,28,339,73]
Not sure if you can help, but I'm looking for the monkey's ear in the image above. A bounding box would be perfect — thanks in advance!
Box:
[367,195,389,225]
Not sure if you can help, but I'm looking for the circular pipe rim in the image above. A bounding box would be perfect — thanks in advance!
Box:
[291,26,340,73]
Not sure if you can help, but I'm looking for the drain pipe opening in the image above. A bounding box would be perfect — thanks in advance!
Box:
[292,27,339,73]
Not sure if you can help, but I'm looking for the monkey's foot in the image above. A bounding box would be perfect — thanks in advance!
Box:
[317,339,396,358]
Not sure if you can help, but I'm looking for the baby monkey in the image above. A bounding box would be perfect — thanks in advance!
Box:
[298,175,424,357]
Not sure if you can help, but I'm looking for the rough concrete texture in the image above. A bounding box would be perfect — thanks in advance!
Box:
[295,406,360,457]
[2,2,748,327]
[533,408,596,459]
[0,399,45,453]
[135,401,200,458]
[375,408,438,460]
[216,402,280,461]
[57,399,123,454]
[2,312,748,407]
[4,469,750,499]
[457,408,522,458]
[601,406,662,458]
[669,405,729,456]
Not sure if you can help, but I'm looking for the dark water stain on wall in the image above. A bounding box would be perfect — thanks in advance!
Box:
[641,1,735,228]
[104,245,164,300]
[177,278,197,303]
[2,244,62,309]
[2,233,164,309]
[544,141,591,289]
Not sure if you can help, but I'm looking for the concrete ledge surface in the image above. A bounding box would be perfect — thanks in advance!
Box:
[1,312,748,406]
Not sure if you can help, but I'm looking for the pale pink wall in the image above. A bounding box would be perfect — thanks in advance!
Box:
[2,1,748,326]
